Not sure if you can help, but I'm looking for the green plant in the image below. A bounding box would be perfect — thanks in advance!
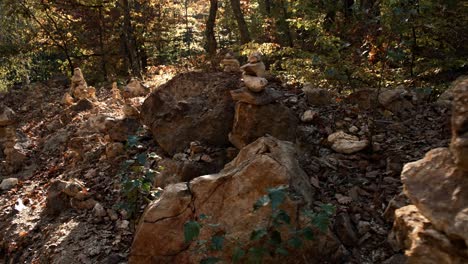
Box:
[183,185,335,264]
[117,134,162,218]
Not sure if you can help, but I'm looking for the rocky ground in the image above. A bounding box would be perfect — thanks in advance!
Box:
[0,70,456,263]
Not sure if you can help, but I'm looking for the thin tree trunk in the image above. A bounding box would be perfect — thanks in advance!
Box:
[206,0,218,57]
[120,0,142,77]
[98,6,107,80]
[280,0,294,47]
[229,0,251,44]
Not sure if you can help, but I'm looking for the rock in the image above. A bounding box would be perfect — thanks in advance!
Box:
[43,129,69,153]
[71,198,97,210]
[154,157,225,188]
[301,110,317,123]
[130,137,338,263]
[357,221,371,235]
[220,53,240,72]
[382,254,406,264]
[240,52,267,78]
[0,105,16,126]
[383,192,409,221]
[140,72,240,155]
[4,144,27,168]
[106,142,125,158]
[303,85,333,106]
[124,78,147,98]
[230,87,283,105]
[327,131,369,154]
[111,82,123,102]
[242,75,268,92]
[389,205,468,263]
[87,114,112,133]
[378,88,414,114]
[117,220,130,230]
[123,104,139,118]
[0,178,18,190]
[450,77,468,171]
[334,213,358,247]
[437,76,468,104]
[69,68,94,100]
[105,117,140,142]
[401,148,468,245]
[45,179,88,215]
[93,203,107,218]
[229,102,298,149]
[346,89,378,110]
[349,126,359,133]
[70,98,94,112]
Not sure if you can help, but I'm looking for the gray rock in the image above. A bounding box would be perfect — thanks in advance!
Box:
[0,178,18,190]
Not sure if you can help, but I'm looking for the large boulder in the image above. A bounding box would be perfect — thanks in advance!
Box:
[130,137,338,263]
[389,205,468,264]
[401,148,468,245]
[229,102,298,149]
[378,88,414,114]
[303,85,333,106]
[140,72,241,155]
[437,76,468,105]
[450,77,468,171]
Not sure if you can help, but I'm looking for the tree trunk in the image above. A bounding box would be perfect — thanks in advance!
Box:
[206,0,218,57]
[229,0,251,44]
[98,6,107,81]
[280,0,294,47]
[120,0,142,77]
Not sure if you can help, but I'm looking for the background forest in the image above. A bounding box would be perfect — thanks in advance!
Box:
[0,0,467,92]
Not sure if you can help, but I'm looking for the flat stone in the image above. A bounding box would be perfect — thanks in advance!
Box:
[230,87,283,105]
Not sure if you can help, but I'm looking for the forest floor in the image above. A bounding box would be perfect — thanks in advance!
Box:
[0,73,452,264]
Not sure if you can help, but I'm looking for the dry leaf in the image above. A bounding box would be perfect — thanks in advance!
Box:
[335,194,352,204]
[310,176,320,188]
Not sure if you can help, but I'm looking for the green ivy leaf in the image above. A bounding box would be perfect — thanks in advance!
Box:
[127,135,139,147]
[200,257,221,264]
[232,246,245,263]
[302,227,314,240]
[248,247,266,264]
[250,228,267,241]
[269,230,282,246]
[268,186,287,210]
[312,213,330,232]
[273,210,291,226]
[199,214,209,220]
[184,221,201,243]
[148,152,159,159]
[253,195,270,210]
[320,204,336,216]
[288,236,303,249]
[275,247,289,256]
[211,235,224,251]
[136,153,147,165]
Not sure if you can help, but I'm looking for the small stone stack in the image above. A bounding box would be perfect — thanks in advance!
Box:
[220,52,240,72]
[69,68,96,101]
[63,68,97,111]
[389,76,468,263]
[0,105,26,173]
[228,52,297,149]
[240,52,268,92]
